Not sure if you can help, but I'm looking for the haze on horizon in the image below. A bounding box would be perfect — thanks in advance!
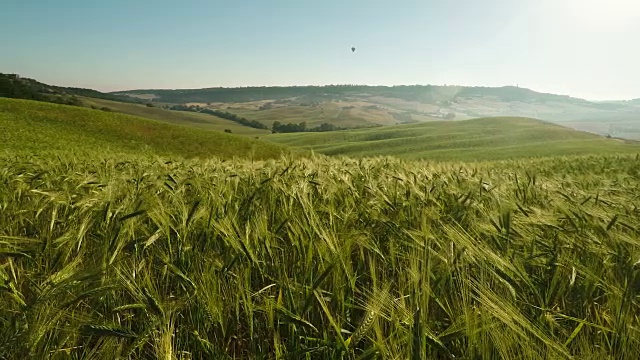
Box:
[2,0,640,100]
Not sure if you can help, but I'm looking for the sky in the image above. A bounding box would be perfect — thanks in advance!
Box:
[2,0,640,100]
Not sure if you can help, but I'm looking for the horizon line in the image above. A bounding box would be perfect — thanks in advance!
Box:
[5,72,638,102]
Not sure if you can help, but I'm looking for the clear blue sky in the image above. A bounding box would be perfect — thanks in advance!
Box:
[2,0,640,99]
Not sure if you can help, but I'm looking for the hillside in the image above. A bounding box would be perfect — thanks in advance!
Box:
[5,73,639,139]
[267,117,640,161]
[81,98,270,136]
[115,84,640,139]
[0,73,141,105]
[0,98,293,159]
[228,101,398,129]
[0,73,272,136]
[3,82,640,360]
[115,84,590,105]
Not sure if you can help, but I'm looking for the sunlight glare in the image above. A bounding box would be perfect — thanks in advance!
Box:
[562,0,640,28]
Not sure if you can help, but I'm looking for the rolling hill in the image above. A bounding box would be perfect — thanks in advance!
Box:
[267,117,640,161]
[6,73,639,140]
[4,80,640,360]
[0,98,293,160]
[0,73,274,136]
[0,73,141,105]
[81,98,271,136]
[228,101,398,128]
[115,85,640,139]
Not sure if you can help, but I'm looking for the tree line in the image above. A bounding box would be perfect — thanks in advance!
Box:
[115,83,592,106]
[169,104,344,133]
[169,104,269,130]
[271,121,343,133]
[0,75,84,106]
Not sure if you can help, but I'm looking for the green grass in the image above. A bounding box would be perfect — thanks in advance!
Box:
[2,152,640,358]
[0,98,293,160]
[81,98,270,136]
[267,117,640,161]
[3,100,640,358]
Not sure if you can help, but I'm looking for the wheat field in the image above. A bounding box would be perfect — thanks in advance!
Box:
[1,152,640,359]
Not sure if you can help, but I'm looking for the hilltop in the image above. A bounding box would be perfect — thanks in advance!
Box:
[267,117,640,161]
[115,84,587,105]
[0,73,276,136]
[0,73,141,105]
[0,98,293,160]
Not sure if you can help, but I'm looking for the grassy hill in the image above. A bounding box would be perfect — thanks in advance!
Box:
[116,84,640,139]
[115,84,591,105]
[0,98,293,159]
[3,90,640,359]
[267,117,640,161]
[0,73,141,105]
[81,98,270,136]
[6,73,639,139]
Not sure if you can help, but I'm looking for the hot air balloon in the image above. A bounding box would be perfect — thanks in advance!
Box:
[351,46,356,53]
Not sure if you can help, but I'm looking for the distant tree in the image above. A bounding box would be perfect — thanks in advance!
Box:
[100,107,112,112]
[146,103,154,108]
[66,96,83,106]
[224,129,232,133]
[271,120,342,133]
[259,102,273,110]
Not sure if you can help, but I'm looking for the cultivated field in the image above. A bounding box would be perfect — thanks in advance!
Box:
[2,97,640,358]
[1,153,640,359]
[80,98,271,136]
[0,98,289,159]
[268,117,640,161]
[229,101,400,129]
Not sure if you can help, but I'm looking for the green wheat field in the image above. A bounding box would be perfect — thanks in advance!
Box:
[2,98,640,359]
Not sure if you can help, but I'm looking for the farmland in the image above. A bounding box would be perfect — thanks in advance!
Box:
[0,98,290,160]
[268,117,640,161]
[2,97,640,359]
[80,98,271,136]
[117,85,640,139]
[5,0,640,356]
[2,152,640,358]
